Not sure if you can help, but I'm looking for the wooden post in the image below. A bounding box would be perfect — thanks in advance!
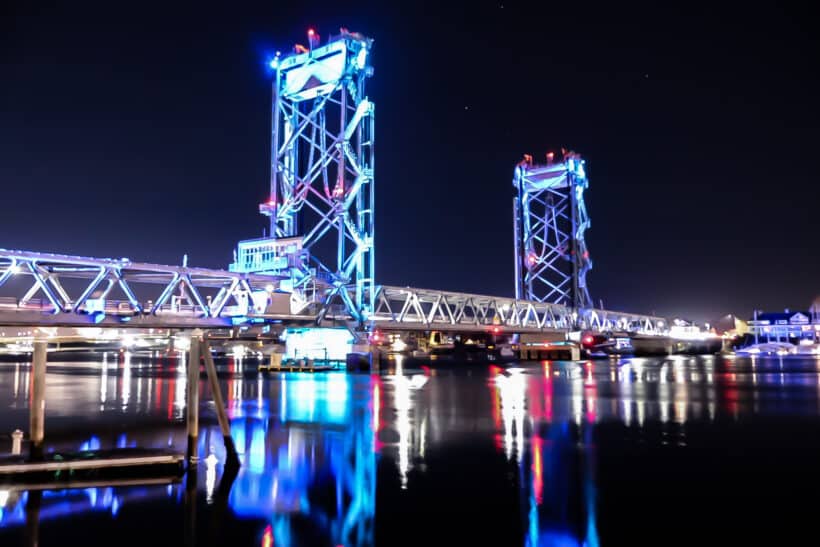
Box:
[186,338,200,466]
[30,340,47,460]
[25,489,42,547]
[200,338,241,468]
[184,464,197,547]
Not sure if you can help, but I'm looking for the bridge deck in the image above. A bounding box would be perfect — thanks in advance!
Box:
[1,249,666,335]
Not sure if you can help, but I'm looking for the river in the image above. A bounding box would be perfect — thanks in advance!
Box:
[1,353,819,545]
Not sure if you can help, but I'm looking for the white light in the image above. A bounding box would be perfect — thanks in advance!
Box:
[8,264,20,274]
[265,284,275,292]
[174,337,191,351]
[0,489,9,507]
[356,47,368,70]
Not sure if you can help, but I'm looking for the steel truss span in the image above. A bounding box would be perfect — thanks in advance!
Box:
[513,153,593,310]
[260,30,376,322]
[370,286,666,335]
[0,249,316,328]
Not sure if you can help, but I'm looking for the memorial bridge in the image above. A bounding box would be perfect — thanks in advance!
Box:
[0,28,667,346]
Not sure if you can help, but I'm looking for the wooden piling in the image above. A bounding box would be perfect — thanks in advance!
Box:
[29,340,47,460]
[186,339,200,465]
[200,338,240,468]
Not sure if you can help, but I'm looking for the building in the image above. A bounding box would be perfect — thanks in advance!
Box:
[748,307,819,344]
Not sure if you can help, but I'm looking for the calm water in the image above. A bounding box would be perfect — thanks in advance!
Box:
[1,353,819,546]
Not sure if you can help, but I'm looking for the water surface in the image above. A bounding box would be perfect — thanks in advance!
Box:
[0,354,819,545]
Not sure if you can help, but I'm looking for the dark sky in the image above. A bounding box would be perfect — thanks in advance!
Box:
[2,1,818,322]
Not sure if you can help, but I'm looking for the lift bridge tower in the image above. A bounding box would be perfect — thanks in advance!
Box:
[231,29,375,321]
[513,151,593,311]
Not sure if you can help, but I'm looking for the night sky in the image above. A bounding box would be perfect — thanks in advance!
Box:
[2,2,818,322]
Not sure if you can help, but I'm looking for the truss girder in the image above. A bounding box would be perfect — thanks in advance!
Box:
[265,35,376,323]
[369,286,666,335]
[0,249,316,327]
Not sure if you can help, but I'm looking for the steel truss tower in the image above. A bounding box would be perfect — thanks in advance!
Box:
[255,30,376,321]
[513,152,593,310]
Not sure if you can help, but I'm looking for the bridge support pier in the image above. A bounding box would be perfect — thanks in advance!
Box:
[29,339,47,460]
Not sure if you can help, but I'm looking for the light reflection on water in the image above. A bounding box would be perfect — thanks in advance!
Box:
[0,354,818,545]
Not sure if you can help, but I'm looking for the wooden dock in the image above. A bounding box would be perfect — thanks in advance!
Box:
[0,448,184,483]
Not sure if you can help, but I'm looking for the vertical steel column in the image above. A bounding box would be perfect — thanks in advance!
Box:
[338,84,348,277]
[367,102,376,315]
[569,171,581,312]
[29,339,47,459]
[186,340,200,465]
[513,196,523,301]
[270,67,281,237]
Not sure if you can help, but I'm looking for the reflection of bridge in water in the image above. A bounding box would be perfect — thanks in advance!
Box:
[2,355,820,544]
[0,362,376,546]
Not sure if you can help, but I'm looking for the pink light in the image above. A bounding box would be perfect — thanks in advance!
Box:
[262,525,273,547]
[308,28,315,36]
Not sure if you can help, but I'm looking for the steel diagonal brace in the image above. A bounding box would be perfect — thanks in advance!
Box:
[397,292,413,322]
[338,286,360,323]
[342,144,362,176]
[375,288,395,320]
[41,268,73,309]
[342,174,368,210]
[440,296,456,324]
[25,262,64,313]
[113,269,143,313]
[411,293,427,326]
[210,278,239,318]
[182,275,210,317]
[0,260,17,289]
[72,267,109,313]
[151,274,181,314]
[342,246,366,280]
[426,295,443,325]
[343,99,372,141]
[276,91,336,159]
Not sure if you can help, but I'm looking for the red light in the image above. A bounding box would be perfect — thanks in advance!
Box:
[583,335,594,344]
[308,29,315,36]
[493,327,500,334]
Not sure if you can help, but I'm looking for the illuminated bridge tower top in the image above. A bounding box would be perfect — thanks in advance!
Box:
[233,28,376,322]
[513,151,593,311]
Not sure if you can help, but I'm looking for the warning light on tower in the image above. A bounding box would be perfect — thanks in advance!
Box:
[308,28,320,49]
